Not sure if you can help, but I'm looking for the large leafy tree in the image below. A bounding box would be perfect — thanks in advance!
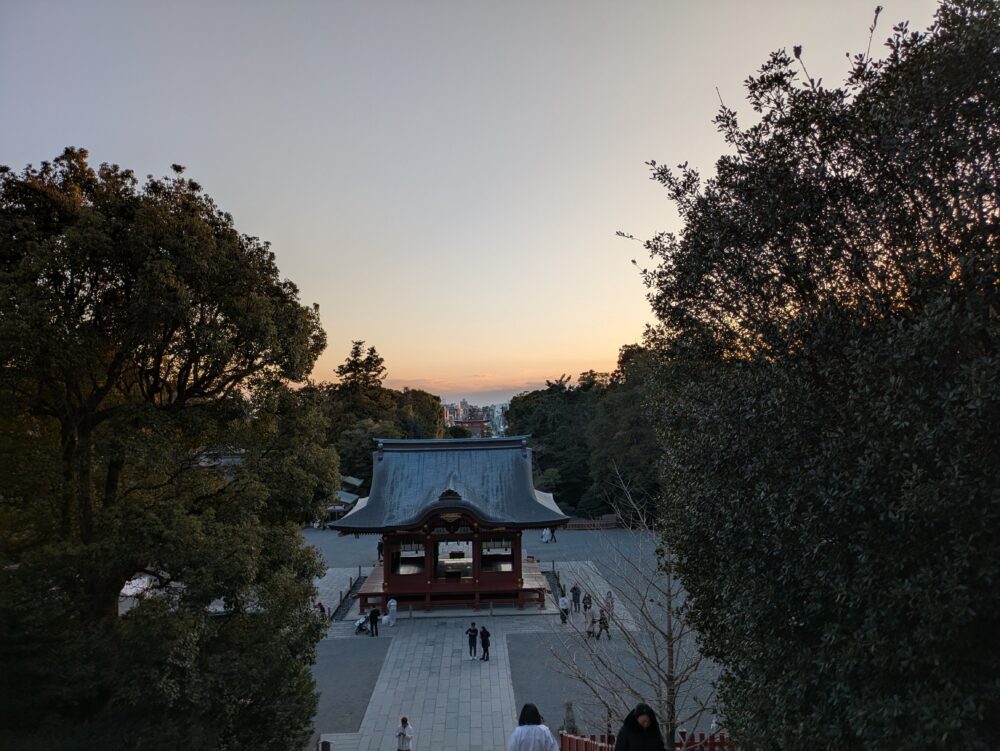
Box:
[395,387,445,440]
[322,340,397,441]
[642,3,999,749]
[336,417,403,490]
[581,345,661,516]
[316,343,443,485]
[0,149,336,750]
[507,374,607,513]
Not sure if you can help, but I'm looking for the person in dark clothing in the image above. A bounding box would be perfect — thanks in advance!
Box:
[368,607,380,637]
[582,592,593,614]
[569,583,581,613]
[549,527,557,543]
[479,624,491,661]
[596,608,610,639]
[465,621,479,659]
[377,540,384,562]
[613,703,666,751]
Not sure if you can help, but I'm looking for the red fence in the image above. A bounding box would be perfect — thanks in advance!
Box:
[560,733,615,751]
[560,732,732,751]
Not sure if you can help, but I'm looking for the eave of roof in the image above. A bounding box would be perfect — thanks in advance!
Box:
[329,436,568,532]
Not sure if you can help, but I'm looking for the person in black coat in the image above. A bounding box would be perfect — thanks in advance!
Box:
[479,624,491,661]
[613,703,665,751]
[368,607,381,637]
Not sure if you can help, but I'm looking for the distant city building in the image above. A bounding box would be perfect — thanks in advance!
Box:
[455,419,491,438]
[442,401,509,434]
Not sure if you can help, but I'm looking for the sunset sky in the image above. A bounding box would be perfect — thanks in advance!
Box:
[1,0,938,403]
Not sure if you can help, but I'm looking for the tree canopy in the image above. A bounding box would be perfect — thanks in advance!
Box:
[507,375,602,513]
[642,3,999,748]
[504,350,661,517]
[314,343,444,487]
[0,149,335,750]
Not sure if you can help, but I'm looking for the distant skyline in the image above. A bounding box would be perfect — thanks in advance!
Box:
[1,1,939,403]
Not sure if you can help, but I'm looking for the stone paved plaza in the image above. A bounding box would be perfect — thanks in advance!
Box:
[304,529,716,751]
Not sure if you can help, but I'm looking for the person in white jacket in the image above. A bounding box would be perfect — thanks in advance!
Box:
[395,716,414,750]
[507,703,558,751]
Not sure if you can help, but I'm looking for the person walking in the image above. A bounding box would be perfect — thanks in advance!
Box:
[479,624,491,661]
[368,606,380,637]
[549,527,557,543]
[586,611,597,638]
[613,703,665,751]
[540,528,551,544]
[395,716,414,751]
[465,621,479,660]
[377,540,384,562]
[569,583,581,613]
[582,592,592,615]
[387,597,397,627]
[506,703,558,751]
[596,608,610,640]
[558,593,570,624]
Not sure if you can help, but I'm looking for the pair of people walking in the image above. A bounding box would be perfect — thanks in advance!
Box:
[586,608,610,639]
[465,621,491,661]
[506,702,666,751]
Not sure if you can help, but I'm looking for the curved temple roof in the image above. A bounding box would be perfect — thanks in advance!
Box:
[330,436,569,532]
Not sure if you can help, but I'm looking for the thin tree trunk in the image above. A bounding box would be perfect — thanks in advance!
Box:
[60,423,77,540]
[77,427,94,543]
[103,456,124,508]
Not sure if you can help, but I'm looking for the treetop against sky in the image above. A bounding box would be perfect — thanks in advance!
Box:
[0,0,938,400]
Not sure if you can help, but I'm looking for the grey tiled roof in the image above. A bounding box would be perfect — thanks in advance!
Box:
[330,437,568,532]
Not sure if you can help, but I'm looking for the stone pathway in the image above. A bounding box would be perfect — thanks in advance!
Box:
[314,566,372,615]
[317,616,534,751]
[311,559,635,751]
[554,559,638,631]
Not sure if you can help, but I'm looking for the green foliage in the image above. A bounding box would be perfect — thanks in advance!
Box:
[507,374,607,514]
[0,149,333,750]
[504,351,662,517]
[336,418,403,488]
[642,3,999,748]
[335,340,387,392]
[445,425,472,439]
[395,387,445,439]
[581,346,661,516]
[317,343,444,484]
[323,341,398,439]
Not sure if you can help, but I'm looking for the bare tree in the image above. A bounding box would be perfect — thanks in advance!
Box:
[548,469,716,749]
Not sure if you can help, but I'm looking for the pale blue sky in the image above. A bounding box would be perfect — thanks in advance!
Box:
[1,0,938,403]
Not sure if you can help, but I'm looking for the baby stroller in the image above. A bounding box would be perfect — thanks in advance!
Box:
[354,615,370,635]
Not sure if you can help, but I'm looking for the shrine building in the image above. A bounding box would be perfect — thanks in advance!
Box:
[331,436,569,612]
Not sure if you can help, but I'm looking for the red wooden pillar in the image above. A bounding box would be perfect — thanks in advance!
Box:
[424,531,434,611]
[472,530,481,611]
[513,530,524,608]
[381,533,389,591]
[513,530,522,583]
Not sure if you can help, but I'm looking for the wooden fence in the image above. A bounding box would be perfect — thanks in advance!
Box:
[559,733,615,751]
[560,732,732,750]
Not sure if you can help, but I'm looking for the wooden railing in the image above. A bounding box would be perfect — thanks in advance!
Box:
[560,732,733,750]
[559,733,615,750]
[564,518,617,530]
[675,732,732,750]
